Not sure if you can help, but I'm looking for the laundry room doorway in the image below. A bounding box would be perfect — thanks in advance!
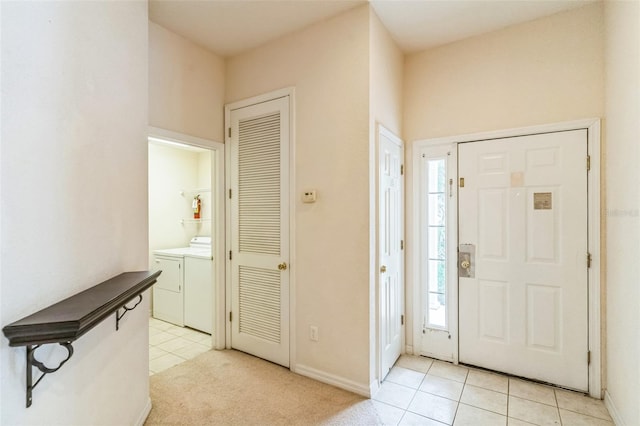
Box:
[147,127,226,375]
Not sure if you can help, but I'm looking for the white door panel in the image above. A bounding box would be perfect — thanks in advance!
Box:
[229,97,290,367]
[459,130,588,391]
[379,127,404,379]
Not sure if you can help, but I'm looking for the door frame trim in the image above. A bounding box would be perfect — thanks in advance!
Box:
[411,118,601,398]
[147,126,226,350]
[223,87,296,369]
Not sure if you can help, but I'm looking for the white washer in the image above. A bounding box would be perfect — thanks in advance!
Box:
[153,237,213,333]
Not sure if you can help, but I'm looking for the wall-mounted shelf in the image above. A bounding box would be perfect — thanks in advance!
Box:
[2,270,161,408]
[181,218,211,225]
[180,188,211,196]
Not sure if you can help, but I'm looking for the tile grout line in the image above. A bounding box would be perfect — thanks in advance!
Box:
[401,363,428,422]
[390,359,435,424]
[449,370,469,426]
[506,376,510,423]
[554,388,563,426]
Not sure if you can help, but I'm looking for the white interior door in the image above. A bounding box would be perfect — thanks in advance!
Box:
[228,96,290,367]
[379,126,404,379]
[458,130,589,391]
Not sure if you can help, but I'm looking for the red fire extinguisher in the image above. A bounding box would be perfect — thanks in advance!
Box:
[193,195,201,219]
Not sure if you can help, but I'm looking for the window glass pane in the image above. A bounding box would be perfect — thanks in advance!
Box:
[429,260,447,294]
[428,293,446,328]
[428,227,445,260]
[428,260,443,292]
[425,155,447,330]
[437,260,446,294]
[428,194,445,226]
[428,260,446,293]
[427,227,438,260]
[428,159,445,193]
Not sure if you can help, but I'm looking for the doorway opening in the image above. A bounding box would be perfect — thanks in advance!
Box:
[147,127,226,375]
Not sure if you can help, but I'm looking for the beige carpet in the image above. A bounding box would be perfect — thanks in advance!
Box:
[146,349,382,425]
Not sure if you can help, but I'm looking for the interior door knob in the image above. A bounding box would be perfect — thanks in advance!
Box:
[278,262,288,271]
[380,265,387,273]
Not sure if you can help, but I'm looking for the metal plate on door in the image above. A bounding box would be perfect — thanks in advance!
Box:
[459,244,475,278]
[534,192,552,210]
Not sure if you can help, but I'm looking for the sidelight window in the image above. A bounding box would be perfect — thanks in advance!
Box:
[425,157,447,329]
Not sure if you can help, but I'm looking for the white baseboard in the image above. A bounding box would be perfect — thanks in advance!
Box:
[135,397,152,426]
[604,390,625,426]
[405,345,414,355]
[294,364,371,397]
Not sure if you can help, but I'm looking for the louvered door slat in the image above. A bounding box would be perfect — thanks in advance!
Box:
[238,111,281,256]
[239,266,281,343]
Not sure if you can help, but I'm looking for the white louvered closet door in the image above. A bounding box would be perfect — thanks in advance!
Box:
[229,96,290,367]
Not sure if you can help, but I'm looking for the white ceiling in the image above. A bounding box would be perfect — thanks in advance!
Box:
[149,0,597,57]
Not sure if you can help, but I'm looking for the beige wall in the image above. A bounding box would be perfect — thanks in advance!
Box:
[370,10,404,138]
[403,3,605,352]
[368,8,404,383]
[604,1,640,424]
[1,1,149,423]
[149,22,225,143]
[226,5,372,389]
[403,3,604,142]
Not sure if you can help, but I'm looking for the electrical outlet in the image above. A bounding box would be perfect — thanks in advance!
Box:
[309,325,319,342]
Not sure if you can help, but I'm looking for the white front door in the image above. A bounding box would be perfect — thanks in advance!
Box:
[458,130,589,391]
[379,126,404,379]
[228,96,290,368]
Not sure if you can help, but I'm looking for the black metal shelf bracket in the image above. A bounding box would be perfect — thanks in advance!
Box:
[26,342,74,407]
[115,294,143,331]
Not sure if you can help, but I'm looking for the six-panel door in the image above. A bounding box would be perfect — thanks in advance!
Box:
[458,130,589,391]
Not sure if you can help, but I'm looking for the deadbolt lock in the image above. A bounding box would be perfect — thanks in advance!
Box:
[380,265,387,273]
[278,262,288,271]
[460,260,470,269]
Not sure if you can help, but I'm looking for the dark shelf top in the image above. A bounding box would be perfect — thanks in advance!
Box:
[2,270,161,347]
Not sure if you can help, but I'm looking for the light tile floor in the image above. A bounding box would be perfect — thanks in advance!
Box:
[375,355,614,426]
[148,317,212,376]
